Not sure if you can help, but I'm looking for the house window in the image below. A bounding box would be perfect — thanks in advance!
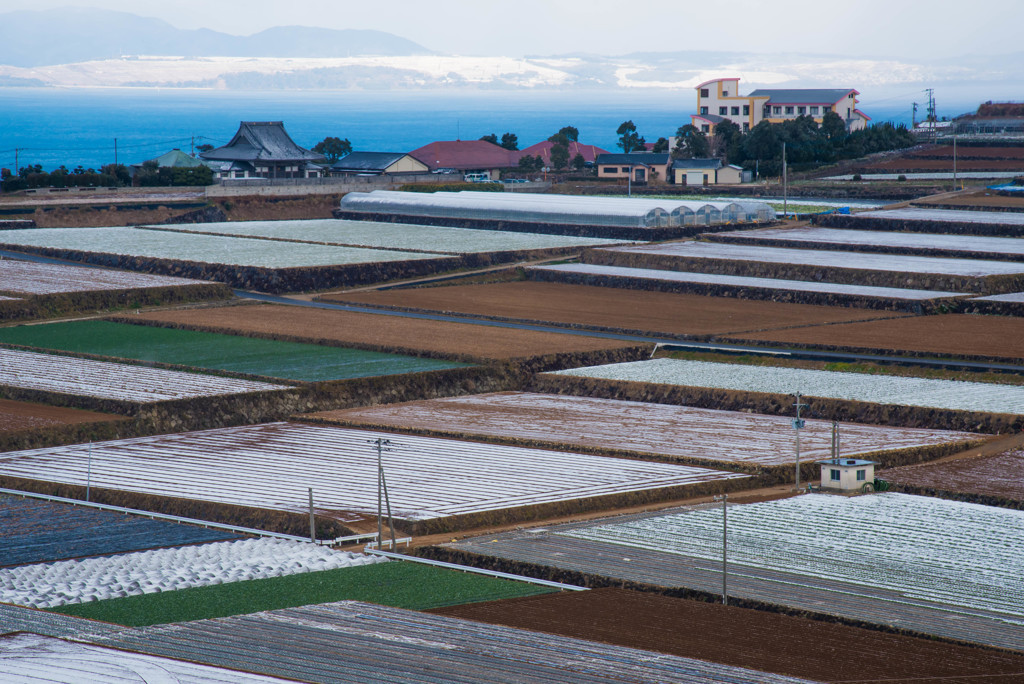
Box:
[857,469,867,481]
[773,106,782,115]
[719,106,728,115]
[785,106,794,115]
[601,167,613,174]
[830,469,841,481]
[743,105,750,115]
[743,123,749,131]
[797,106,806,115]
[810,106,819,115]
[722,90,729,96]
[700,106,708,115]
[701,124,710,133]
[731,107,740,115]
[700,88,709,97]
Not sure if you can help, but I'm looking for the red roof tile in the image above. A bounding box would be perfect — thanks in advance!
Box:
[409,140,520,170]
[515,141,610,165]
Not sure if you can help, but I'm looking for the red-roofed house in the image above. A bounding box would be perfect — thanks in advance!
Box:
[515,140,609,167]
[409,140,520,180]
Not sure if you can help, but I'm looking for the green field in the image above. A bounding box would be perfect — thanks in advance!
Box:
[0,320,466,381]
[51,560,556,626]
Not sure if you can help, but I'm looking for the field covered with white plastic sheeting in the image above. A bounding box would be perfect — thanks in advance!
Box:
[562,493,1024,619]
[150,218,633,254]
[553,358,1024,414]
[857,208,1024,225]
[0,538,383,609]
[0,633,294,683]
[0,259,209,295]
[0,348,287,402]
[0,422,745,523]
[0,226,441,268]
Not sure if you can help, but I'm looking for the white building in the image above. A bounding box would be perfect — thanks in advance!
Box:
[818,458,876,492]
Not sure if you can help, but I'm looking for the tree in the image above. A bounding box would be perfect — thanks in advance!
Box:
[571,153,586,171]
[652,137,669,153]
[673,124,709,159]
[500,132,519,151]
[558,126,579,142]
[616,120,645,153]
[100,163,131,186]
[712,120,743,164]
[312,136,352,164]
[196,143,214,153]
[518,154,543,171]
[480,133,498,144]
[547,132,570,146]
[820,110,848,146]
[550,143,570,170]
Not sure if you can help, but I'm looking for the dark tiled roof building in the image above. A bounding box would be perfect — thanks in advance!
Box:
[200,121,324,179]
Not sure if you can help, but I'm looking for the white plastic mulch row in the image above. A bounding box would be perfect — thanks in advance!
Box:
[529,263,962,300]
[715,226,1024,256]
[0,633,293,683]
[601,241,1024,277]
[553,358,1024,414]
[0,538,385,609]
[562,493,1024,620]
[0,226,441,268]
[147,218,632,254]
[0,347,287,403]
[856,208,1024,226]
[0,259,208,295]
[0,422,746,522]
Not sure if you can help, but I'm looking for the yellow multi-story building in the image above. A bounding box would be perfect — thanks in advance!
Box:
[691,77,870,134]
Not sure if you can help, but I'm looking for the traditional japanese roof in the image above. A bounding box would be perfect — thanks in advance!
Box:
[672,158,724,170]
[515,140,609,165]
[135,148,204,169]
[595,153,671,166]
[330,151,411,172]
[200,121,322,163]
[409,140,519,170]
[749,88,858,106]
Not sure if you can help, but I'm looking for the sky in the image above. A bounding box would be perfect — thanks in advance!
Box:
[2,0,1022,59]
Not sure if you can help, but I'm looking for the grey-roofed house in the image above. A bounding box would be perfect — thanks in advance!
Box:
[329,151,429,176]
[595,152,672,184]
[671,158,749,185]
[200,121,325,180]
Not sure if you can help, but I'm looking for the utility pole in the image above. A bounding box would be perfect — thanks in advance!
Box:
[912,102,918,129]
[369,437,397,551]
[953,135,958,191]
[792,393,807,489]
[14,149,18,175]
[782,141,788,218]
[114,138,117,167]
[85,442,92,502]
[308,487,316,542]
[714,494,728,605]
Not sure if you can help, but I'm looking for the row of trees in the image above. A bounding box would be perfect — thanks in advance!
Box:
[0,160,216,192]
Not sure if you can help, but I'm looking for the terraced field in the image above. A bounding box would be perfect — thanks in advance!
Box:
[0,320,467,382]
[0,259,211,295]
[881,450,1024,503]
[0,399,122,433]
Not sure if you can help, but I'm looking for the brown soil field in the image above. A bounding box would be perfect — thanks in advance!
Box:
[131,303,644,362]
[324,281,906,337]
[432,588,1024,683]
[727,313,1024,361]
[0,399,122,432]
[914,191,1024,211]
[882,449,1024,504]
[906,145,1024,160]
[855,158,1024,171]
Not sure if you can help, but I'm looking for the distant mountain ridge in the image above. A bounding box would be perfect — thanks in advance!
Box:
[0,8,433,67]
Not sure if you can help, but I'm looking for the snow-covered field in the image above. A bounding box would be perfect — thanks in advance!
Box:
[0,538,383,609]
[150,219,629,254]
[528,263,963,300]
[0,633,294,683]
[0,227,440,268]
[601,241,1024,277]
[0,259,209,295]
[715,227,1024,256]
[855,208,1024,225]
[562,493,1024,619]
[553,358,1024,414]
[0,348,287,403]
[0,422,746,522]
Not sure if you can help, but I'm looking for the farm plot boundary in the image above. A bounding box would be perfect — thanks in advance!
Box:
[584,247,1024,294]
[0,282,231,323]
[529,374,1014,436]
[815,213,1024,237]
[0,416,129,453]
[0,243,465,294]
[302,414,978,483]
[525,265,966,312]
[420,545,1024,654]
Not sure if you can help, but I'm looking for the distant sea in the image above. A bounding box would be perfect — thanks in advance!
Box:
[0,88,917,172]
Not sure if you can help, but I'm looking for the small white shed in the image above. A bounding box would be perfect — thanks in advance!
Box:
[818,458,876,492]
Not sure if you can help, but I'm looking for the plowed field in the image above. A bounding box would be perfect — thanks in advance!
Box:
[728,313,1024,360]
[134,303,642,360]
[0,399,121,432]
[325,281,905,336]
[882,450,1024,502]
[433,588,1024,683]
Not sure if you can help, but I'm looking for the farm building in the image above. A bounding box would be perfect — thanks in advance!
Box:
[409,140,520,179]
[692,77,869,133]
[671,158,749,185]
[200,121,324,180]
[595,153,672,184]
[818,458,877,491]
[329,151,428,176]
